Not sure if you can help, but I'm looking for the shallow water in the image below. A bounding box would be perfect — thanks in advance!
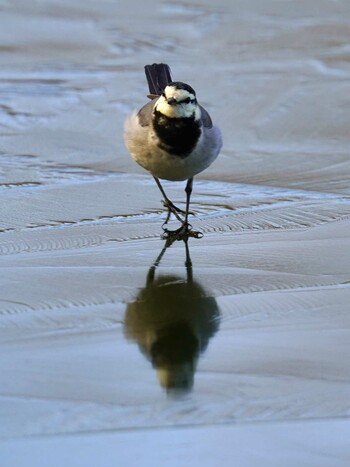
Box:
[1,1,350,466]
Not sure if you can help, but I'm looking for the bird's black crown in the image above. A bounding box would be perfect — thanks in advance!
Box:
[168,81,196,96]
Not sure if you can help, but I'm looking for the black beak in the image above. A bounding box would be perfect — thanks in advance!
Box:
[167,97,177,106]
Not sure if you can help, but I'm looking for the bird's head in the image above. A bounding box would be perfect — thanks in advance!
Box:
[154,81,201,120]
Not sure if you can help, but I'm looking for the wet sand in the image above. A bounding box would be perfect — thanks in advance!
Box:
[1,1,350,465]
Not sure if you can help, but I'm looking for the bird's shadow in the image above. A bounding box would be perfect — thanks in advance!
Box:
[124,238,220,395]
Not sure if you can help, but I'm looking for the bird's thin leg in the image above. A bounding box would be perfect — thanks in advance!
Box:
[182,178,202,238]
[153,176,185,223]
[161,178,202,240]
[184,177,193,226]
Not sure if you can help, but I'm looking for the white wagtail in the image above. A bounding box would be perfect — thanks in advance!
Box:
[124,63,222,239]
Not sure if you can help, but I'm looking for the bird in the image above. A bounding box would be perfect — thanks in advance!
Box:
[124,63,222,239]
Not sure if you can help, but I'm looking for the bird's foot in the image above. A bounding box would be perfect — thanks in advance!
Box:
[161,222,203,242]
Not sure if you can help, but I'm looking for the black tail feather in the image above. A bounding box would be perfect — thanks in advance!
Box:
[144,63,173,96]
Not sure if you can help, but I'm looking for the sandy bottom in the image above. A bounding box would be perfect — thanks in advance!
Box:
[1,1,350,466]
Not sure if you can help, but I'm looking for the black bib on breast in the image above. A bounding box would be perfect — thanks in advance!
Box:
[153,110,201,158]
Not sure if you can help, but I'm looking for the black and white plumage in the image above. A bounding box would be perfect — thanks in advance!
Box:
[124,63,222,238]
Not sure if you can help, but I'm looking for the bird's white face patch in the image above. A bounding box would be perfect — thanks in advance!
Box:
[155,85,201,120]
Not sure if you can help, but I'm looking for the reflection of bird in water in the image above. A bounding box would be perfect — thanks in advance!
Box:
[124,239,220,394]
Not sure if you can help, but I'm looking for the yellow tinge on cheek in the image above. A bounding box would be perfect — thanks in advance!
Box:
[155,95,200,119]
